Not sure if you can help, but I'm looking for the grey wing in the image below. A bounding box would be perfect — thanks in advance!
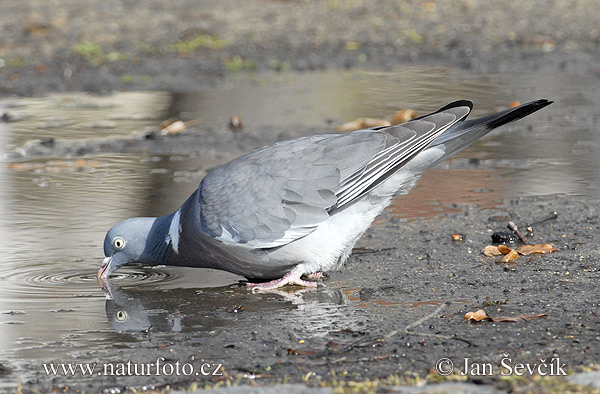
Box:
[198,102,472,249]
[198,133,383,248]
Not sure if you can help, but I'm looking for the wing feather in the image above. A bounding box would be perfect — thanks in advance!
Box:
[198,102,472,249]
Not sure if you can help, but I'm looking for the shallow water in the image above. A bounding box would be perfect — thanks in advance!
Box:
[1,66,599,385]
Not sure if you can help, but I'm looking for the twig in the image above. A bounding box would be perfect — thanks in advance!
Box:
[352,247,397,255]
[507,221,528,244]
[385,302,448,339]
[527,211,558,227]
[312,302,475,358]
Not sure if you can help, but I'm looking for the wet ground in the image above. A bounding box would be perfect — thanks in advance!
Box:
[2,1,600,393]
[1,67,600,394]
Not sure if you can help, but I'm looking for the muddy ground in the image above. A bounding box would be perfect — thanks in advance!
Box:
[2,1,600,393]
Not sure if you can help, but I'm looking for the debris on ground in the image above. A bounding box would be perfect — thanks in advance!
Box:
[451,233,464,241]
[229,115,243,131]
[484,243,557,259]
[336,117,391,131]
[336,108,418,131]
[465,309,548,323]
[391,109,418,125]
[158,118,200,136]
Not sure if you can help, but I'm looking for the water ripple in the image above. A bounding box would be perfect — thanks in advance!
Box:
[1,265,178,299]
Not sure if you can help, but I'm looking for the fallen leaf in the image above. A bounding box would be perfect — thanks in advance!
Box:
[500,250,520,263]
[484,245,502,257]
[484,242,557,260]
[451,233,464,241]
[489,313,548,322]
[465,309,488,321]
[516,244,557,255]
[391,109,418,125]
[497,244,512,255]
[336,118,391,132]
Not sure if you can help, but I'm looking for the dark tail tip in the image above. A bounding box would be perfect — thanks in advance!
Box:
[486,99,553,129]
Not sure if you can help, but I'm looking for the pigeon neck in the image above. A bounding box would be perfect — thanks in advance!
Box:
[140,211,180,266]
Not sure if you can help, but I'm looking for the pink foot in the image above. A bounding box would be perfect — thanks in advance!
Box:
[305,272,325,280]
[247,266,318,291]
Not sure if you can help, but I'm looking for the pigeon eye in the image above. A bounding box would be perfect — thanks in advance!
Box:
[113,237,125,249]
[116,310,128,322]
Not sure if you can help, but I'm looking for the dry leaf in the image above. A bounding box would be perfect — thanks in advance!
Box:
[489,313,547,322]
[516,244,557,255]
[465,309,488,321]
[497,244,512,255]
[484,242,556,260]
[336,118,391,132]
[392,109,418,125]
[500,250,520,263]
[484,245,502,257]
[451,233,464,241]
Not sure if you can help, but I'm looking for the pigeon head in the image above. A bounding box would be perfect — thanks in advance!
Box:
[98,217,157,280]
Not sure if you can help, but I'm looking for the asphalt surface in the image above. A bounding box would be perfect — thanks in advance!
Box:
[1,1,600,393]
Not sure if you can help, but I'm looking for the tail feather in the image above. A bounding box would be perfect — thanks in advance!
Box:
[429,99,552,163]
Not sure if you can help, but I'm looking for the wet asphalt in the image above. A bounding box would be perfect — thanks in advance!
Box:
[2,1,600,393]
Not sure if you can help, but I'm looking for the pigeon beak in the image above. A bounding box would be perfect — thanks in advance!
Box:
[97,256,113,281]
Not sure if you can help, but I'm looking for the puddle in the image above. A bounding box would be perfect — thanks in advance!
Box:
[1,66,600,386]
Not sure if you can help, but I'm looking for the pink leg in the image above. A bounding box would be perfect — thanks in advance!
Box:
[247,265,317,290]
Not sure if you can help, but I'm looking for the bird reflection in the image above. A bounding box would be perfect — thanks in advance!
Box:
[101,279,349,334]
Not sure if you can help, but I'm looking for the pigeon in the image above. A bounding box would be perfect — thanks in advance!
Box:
[98,99,552,289]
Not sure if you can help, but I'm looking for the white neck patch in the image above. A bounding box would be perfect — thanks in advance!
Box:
[166,209,182,253]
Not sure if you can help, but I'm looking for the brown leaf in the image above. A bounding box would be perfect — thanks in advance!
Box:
[489,313,548,322]
[497,244,512,255]
[499,250,520,263]
[516,244,557,255]
[484,245,502,256]
[451,233,464,241]
[336,118,391,132]
[391,109,418,125]
[465,309,488,321]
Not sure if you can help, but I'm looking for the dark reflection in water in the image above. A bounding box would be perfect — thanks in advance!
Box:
[102,280,349,335]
